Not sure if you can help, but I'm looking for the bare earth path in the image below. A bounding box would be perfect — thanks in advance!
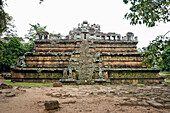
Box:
[0,81,170,113]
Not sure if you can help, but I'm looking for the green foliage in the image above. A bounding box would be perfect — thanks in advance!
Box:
[143,33,170,71]
[0,7,7,35]
[161,47,170,71]
[1,16,17,39]
[0,0,16,37]
[123,0,170,27]
[23,40,34,53]
[25,23,47,40]
[0,37,30,72]
[0,40,6,70]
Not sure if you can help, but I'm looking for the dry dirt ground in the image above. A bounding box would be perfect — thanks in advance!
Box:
[0,80,170,113]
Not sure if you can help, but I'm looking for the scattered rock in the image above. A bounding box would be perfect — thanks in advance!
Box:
[97,91,107,95]
[85,109,92,112]
[122,97,130,101]
[20,89,26,92]
[53,82,62,87]
[6,91,11,94]
[0,83,13,89]
[51,93,62,98]
[89,91,94,95]
[46,93,52,96]
[106,93,114,98]
[62,100,76,104]
[110,90,116,94]
[164,104,170,109]
[16,86,22,90]
[5,92,15,97]
[63,93,70,97]
[44,100,60,110]
[69,93,78,97]
[147,100,164,108]
[37,101,45,106]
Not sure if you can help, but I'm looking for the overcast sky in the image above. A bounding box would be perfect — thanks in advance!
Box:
[4,0,170,48]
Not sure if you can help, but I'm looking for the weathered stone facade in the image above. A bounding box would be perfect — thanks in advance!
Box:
[11,21,163,84]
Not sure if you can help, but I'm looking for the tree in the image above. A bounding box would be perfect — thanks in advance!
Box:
[25,23,47,40]
[1,15,18,40]
[0,1,18,40]
[23,40,34,53]
[161,47,170,71]
[0,40,6,71]
[0,37,25,72]
[0,1,10,37]
[143,32,170,71]
[123,0,170,27]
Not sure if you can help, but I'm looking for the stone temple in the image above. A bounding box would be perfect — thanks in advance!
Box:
[11,21,163,84]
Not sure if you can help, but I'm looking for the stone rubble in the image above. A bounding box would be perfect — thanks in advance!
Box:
[44,85,170,110]
[5,92,15,97]
[44,100,60,110]
[0,84,170,113]
[0,83,13,89]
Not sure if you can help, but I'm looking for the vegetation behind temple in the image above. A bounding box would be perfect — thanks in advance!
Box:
[0,38,34,72]
[142,34,170,72]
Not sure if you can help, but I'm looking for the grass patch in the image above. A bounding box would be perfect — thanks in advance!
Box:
[132,83,145,86]
[136,84,145,86]
[4,80,53,87]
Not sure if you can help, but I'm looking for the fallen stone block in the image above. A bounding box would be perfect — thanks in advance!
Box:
[122,97,130,101]
[5,92,15,97]
[146,100,164,108]
[164,104,170,109]
[51,93,62,98]
[0,83,13,89]
[44,100,60,110]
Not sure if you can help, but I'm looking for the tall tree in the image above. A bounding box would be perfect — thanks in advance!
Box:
[123,0,170,27]
[0,37,25,72]
[0,0,8,36]
[143,32,170,71]
[0,1,18,41]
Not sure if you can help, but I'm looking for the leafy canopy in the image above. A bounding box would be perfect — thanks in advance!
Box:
[0,37,24,71]
[143,32,170,71]
[123,0,170,27]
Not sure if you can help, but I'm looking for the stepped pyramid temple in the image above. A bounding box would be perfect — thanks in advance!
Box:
[11,21,163,84]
